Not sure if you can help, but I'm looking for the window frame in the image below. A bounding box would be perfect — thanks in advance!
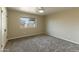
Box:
[19,17,37,28]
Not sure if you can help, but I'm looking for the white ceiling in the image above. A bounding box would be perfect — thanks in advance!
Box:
[8,7,73,15]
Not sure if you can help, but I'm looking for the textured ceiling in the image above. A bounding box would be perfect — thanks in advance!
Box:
[8,7,73,15]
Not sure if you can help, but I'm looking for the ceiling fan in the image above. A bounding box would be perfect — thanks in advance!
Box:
[36,7,45,13]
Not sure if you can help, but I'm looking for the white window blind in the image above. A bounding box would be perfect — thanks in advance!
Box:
[20,17,37,28]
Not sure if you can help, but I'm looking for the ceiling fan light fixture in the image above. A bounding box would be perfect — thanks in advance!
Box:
[38,9,44,13]
[37,7,44,13]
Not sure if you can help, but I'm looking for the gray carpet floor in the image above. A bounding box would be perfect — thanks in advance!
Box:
[4,35,79,52]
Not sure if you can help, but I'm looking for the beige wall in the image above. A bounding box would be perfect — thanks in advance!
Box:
[7,10,45,39]
[46,8,79,44]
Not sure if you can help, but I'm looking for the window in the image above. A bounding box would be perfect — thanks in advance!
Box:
[20,17,37,28]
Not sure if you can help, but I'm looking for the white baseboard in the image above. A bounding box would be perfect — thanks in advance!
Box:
[8,32,44,40]
[47,33,79,45]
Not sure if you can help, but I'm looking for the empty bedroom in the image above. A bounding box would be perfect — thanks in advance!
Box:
[1,7,79,52]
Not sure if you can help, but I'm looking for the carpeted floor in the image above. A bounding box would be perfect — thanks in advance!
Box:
[4,35,79,52]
